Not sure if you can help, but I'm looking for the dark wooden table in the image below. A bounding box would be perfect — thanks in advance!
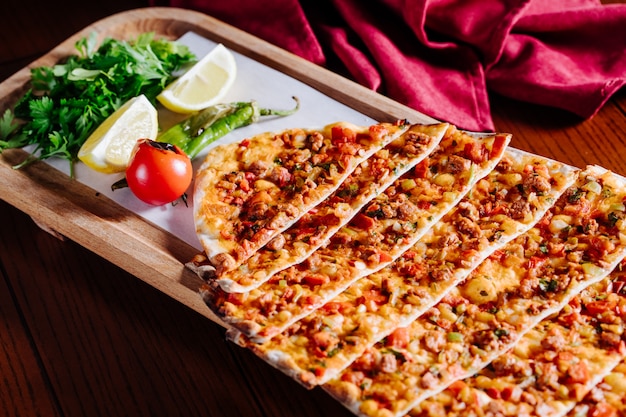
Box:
[1,1,625,417]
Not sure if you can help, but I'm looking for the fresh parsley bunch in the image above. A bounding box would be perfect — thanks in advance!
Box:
[0,32,195,176]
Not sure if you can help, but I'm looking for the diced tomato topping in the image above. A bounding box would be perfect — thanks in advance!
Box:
[337,142,361,156]
[368,123,389,138]
[464,142,487,164]
[590,403,618,417]
[557,351,576,362]
[378,251,394,263]
[339,154,353,170]
[294,226,317,241]
[527,255,546,269]
[361,289,388,304]
[331,126,357,143]
[569,297,582,312]
[613,281,626,294]
[417,200,433,210]
[239,138,251,147]
[398,262,425,277]
[490,249,506,262]
[549,243,566,258]
[535,214,552,231]
[441,294,468,307]
[488,203,507,216]
[367,250,393,266]
[321,301,352,314]
[566,360,590,384]
[485,387,500,399]
[302,274,330,286]
[239,178,250,192]
[584,299,617,316]
[386,327,410,349]
[588,236,615,259]
[558,312,581,327]
[589,208,605,220]
[351,213,376,230]
[225,292,246,306]
[500,386,518,401]
[317,213,341,227]
[413,158,430,178]
[331,126,344,142]
[301,294,322,307]
[489,134,508,159]
[447,380,468,397]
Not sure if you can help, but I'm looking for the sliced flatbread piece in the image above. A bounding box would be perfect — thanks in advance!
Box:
[211,126,510,343]
[411,258,626,417]
[324,166,626,417]
[218,147,574,352]
[570,359,626,417]
[193,121,409,275]
[225,127,512,381]
[190,123,448,292]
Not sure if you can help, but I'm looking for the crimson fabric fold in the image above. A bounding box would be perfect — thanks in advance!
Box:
[151,0,626,132]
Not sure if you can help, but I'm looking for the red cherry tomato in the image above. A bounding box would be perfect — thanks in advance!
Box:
[125,139,193,206]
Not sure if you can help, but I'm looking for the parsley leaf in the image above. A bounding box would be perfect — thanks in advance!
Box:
[0,31,195,176]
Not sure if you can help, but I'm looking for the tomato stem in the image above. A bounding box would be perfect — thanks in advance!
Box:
[111,177,128,190]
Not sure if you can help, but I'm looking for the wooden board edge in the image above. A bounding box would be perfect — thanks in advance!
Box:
[0,148,225,326]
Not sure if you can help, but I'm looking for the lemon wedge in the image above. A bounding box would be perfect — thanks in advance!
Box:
[157,43,237,113]
[78,94,158,173]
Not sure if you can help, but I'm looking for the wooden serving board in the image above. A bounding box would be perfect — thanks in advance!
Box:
[0,7,437,324]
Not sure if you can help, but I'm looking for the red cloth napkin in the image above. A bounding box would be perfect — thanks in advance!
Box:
[150,0,626,132]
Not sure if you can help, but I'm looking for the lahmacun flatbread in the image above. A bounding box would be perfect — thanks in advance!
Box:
[193,121,408,276]
[566,260,626,417]
[270,147,575,393]
[324,166,626,417]
[571,359,626,417]
[303,147,578,394]
[214,147,574,348]
[191,123,448,292]
[411,259,626,417]
[206,126,510,343]
[225,126,511,375]
[190,111,626,416]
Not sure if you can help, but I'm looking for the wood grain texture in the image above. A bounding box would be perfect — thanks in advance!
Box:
[0,199,354,417]
[491,91,626,177]
[0,256,61,417]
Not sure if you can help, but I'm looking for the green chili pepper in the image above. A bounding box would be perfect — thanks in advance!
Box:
[447,332,464,343]
[111,97,299,192]
[159,97,300,159]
